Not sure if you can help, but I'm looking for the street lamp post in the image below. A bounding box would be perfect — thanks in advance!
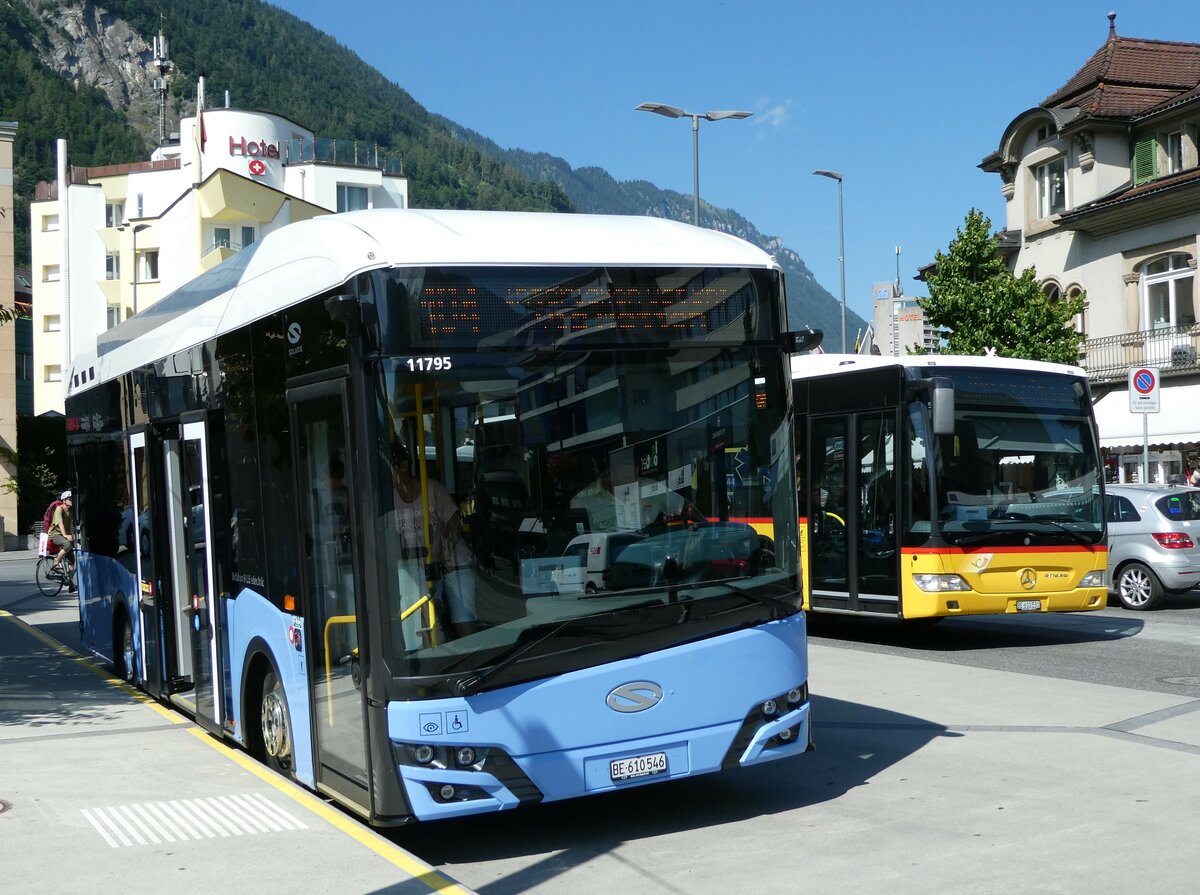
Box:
[636,102,753,227]
[118,222,150,316]
[813,170,847,353]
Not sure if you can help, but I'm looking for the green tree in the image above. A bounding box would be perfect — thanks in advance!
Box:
[919,209,1085,363]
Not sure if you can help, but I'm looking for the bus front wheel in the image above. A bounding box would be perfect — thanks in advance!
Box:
[260,669,294,774]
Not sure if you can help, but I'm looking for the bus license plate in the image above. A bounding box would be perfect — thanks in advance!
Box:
[610,751,668,782]
[1015,599,1041,612]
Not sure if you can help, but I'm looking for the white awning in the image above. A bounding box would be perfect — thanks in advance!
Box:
[1093,382,1200,449]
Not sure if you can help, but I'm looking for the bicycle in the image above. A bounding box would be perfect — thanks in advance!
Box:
[35,532,76,597]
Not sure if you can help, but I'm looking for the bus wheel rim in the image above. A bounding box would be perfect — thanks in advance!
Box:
[262,683,291,761]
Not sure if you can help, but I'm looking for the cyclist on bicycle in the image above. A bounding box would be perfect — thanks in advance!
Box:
[47,490,76,593]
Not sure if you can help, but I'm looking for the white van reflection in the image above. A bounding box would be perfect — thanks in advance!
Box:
[551,532,647,595]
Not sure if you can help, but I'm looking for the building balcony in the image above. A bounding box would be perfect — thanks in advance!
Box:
[1079,323,1200,383]
[285,137,404,175]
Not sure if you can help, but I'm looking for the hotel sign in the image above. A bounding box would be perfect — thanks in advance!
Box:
[228,136,281,160]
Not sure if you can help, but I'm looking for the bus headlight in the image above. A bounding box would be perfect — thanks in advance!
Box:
[913,573,971,593]
[1079,571,1104,587]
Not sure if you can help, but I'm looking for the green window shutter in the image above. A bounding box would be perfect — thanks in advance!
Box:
[1132,136,1158,185]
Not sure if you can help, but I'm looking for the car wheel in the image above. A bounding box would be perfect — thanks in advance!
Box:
[1116,561,1163,610]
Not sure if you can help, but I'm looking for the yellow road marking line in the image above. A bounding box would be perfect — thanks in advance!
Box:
[1,609,476,894]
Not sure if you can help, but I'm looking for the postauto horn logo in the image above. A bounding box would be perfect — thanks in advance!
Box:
[606,681,664,713]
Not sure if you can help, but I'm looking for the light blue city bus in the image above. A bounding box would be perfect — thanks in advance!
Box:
[65,209,814,824]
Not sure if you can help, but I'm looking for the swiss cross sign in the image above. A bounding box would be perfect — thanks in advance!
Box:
[1128,366,1160,413]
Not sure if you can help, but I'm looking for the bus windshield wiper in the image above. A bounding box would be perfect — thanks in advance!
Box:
[1010,517,1097,547]
[703,580,797,617]
[450,618,577,697]
[947,519,1097,548]
[449,600,666,696]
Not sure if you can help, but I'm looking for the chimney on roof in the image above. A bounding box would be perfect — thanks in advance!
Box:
[1107,11,1116,38]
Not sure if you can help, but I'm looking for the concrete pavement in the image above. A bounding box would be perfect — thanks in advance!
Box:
[0,552,477,895]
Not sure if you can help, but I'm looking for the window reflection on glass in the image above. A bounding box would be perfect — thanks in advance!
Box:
[1036,157,1067,218]
[931,371,1103,540]
[368,265,796,682]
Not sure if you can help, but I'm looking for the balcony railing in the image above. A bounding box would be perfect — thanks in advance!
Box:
[1079,322,1200,383]
[284,137,404,176]
[202,238,247,258]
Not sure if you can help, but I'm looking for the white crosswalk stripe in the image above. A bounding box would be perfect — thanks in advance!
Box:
[82,794,307,848]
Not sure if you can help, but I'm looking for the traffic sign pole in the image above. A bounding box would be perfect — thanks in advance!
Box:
[1144,413,1149,485]
[1128,366,1160,483]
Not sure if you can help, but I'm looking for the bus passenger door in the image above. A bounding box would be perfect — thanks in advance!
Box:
[809,412,900,614]
[856,413,899,608]
[128,432,163,694]
[163,422,224,734]
[810,416,852,608]
[289,382,370,810]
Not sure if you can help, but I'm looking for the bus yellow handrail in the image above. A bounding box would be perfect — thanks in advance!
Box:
[322,613,357,726]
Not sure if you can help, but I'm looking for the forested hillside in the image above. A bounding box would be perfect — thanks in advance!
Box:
[1,0,864,335]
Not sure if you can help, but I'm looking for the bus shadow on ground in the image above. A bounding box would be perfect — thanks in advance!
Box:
[0,605,126,730]
[807,610,1146,653]
[391,694,947,874]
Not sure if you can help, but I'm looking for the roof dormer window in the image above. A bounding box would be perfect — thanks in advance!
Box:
[1036,124,1058,143]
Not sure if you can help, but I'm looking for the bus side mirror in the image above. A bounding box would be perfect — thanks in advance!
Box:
[930,377,955,436]
[781,329,824,353]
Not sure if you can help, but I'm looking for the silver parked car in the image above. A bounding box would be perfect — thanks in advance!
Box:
[1104,484,1200,609]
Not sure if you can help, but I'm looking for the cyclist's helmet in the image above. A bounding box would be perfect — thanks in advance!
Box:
[60,490,72,501]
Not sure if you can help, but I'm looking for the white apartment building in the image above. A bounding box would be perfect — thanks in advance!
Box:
[32,105,408,414]
[980,14,1200,483]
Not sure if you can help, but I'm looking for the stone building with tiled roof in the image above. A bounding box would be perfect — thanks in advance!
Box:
[981,13,1200,485]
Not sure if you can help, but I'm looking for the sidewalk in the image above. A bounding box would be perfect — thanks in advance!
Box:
[0,546,38,563]
[0,585,478,895]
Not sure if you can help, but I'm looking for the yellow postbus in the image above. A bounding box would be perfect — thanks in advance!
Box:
[793,353,1107,620]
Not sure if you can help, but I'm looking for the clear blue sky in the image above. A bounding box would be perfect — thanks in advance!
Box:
[268,1,1192,322]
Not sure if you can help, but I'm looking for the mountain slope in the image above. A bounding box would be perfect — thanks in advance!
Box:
[4,0,864,336]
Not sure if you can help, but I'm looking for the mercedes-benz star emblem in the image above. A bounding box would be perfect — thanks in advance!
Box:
[1019,568,1037,590]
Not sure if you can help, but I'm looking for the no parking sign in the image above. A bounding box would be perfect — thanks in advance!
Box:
[1128,366,1160,413]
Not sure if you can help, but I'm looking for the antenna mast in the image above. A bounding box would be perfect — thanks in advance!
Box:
[894,245,903,297]
[151,16,173,145]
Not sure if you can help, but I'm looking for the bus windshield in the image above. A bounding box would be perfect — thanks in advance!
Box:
[368,266,797,687]
[924,368,1103,544]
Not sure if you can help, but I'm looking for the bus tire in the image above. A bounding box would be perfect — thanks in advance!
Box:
[114,610,136,684]
[260,667,294,775]
[1115,562,1163,611]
